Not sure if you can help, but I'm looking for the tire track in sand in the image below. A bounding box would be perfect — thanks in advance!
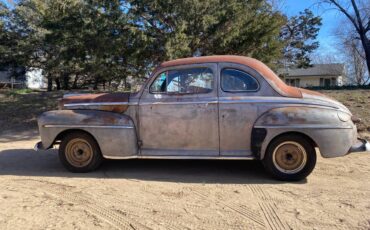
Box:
[190,188,266,228]
[249,185,290,230]
[10,178,151,230]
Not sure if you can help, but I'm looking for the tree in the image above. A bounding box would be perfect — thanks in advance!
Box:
[1,0,324,90]
[320,0,370,79]
[280,9,322,68]
[336,21,369,85]
[0,2,30,79]
[13,0,142,90]
[128,0,287,67]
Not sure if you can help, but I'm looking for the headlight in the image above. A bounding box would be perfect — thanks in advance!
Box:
[337,111,351,122]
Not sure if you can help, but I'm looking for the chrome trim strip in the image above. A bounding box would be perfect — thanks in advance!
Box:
[64,102,138,107]
[63,94,86,98]
[104,155,138,159]
[138,100,338,109]
[219,99,338,109]
[63,97,338,109]
[254,125,352,129]
[139,100,218,105]
[43,125,134,129]
[103,155,256,160]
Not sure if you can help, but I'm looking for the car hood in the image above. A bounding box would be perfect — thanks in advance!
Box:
[300,88,351,114]
[59,93,131,113]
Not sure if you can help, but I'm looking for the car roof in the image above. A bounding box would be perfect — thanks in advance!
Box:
[158,55,302,98]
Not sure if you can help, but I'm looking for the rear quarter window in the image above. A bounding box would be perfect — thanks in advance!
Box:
[221,68,259,92]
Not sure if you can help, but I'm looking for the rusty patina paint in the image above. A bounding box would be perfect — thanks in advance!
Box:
[60,93,130,113]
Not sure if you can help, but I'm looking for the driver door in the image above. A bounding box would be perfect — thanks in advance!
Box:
[138,63,219,156]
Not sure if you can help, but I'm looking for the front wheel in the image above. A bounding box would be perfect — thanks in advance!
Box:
[59,131,103,173]
[262,134,316,181]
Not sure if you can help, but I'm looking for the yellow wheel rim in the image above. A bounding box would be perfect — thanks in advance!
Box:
[272,141,307,174]
[65,138,93,168]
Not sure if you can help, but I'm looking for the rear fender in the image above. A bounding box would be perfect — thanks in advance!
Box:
[253,106,356,159]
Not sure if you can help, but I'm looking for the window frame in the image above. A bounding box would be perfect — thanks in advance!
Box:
[149,67,215,95]
[220,68,260,93]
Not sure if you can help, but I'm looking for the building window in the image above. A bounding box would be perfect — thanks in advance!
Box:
[320,78,324,87]
[286,78,300,87]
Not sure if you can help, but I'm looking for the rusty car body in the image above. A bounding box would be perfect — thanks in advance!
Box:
[35,55,370,180]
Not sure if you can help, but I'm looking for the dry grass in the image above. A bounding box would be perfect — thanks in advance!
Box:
[321,90,370,139]
[0,89,61,134]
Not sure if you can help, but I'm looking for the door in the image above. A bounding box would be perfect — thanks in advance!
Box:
[138,63,219,156]
[218,63,264,156]
[324,78,331,87]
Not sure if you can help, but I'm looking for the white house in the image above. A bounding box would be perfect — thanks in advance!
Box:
[0,68,46,89]
[25,68,46,89]
[279,64,346,87]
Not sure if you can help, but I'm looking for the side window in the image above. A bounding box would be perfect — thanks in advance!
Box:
[150,72,167,93]
[221,68,259,92]
[150,67,213,94]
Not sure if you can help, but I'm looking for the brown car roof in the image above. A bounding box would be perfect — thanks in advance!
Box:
[159,55,302,98]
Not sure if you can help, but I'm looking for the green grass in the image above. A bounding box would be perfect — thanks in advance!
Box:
[3,88,36,97]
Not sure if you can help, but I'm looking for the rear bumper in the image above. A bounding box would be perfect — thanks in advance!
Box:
[34,141,46,151]
[348,138,370,154]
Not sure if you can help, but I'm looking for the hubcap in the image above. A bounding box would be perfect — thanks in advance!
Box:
[65,138,93,168]
[272,141,307,174]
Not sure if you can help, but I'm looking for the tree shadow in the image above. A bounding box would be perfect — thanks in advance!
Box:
[0,129,39,143]
[0,148,307,185]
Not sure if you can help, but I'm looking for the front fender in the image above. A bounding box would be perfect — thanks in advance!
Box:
[254,106,357,159]
[37,110,138,158]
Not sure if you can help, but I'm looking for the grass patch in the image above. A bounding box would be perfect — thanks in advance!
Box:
[0,89,62,133]
[322,90,370,134]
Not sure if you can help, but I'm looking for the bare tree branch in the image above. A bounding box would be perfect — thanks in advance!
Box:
[350,0,365,31]
[365,20,370,32]
[327,0,360,32]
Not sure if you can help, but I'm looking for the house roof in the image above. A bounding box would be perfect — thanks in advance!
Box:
[158,55,302,98]
[279,64,345,77]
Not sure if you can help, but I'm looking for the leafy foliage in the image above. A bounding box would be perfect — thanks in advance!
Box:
[0,0,322,90]
[280,9,322,68]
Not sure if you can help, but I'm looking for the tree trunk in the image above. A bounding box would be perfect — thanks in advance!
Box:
[55,78,61,90]
[72,74,79,89]
[123,77,127,90]
[62,73,69,90]
[47,75,53,91]
[93,77,99,90]
[361,36,370,79]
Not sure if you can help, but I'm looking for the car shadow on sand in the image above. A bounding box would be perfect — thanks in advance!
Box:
[0,148,307,184]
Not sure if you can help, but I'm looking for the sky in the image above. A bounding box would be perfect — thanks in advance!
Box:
[281,0,346,60]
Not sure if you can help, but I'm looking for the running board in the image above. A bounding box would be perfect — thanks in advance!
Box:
[103,155,257,160]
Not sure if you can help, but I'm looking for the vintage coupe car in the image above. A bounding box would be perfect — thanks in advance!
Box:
[35,55,370,180]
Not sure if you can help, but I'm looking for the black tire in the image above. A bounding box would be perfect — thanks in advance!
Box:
[262,134,316,181]
[59,131,103,173]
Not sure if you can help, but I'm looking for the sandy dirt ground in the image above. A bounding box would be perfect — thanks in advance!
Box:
[0,134,370,230]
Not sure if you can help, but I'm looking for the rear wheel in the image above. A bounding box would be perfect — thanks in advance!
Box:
[59,131,103,173]
[263,134,316,181]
